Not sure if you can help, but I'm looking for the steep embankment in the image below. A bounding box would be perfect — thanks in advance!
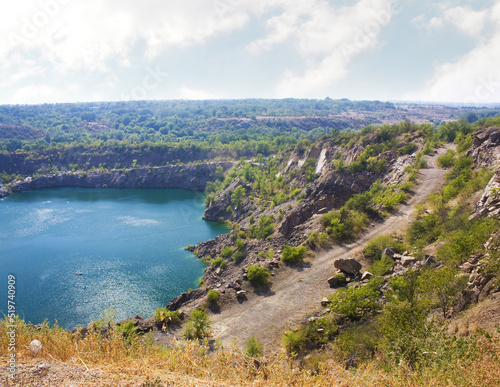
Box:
[0,162,233,197]
[210,148,450,349]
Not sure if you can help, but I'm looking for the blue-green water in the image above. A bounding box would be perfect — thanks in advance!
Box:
[0,188,227,329]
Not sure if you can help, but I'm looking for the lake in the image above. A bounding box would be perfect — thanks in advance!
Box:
[0,188,227,329]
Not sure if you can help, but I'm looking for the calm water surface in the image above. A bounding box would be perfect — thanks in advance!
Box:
[0,188,227,329]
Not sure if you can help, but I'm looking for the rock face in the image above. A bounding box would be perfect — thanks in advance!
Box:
[0,146,229,175]
[472,169,500,219]
[279,169,380,240]
[0,162,233,198]
[468,127,500,168]
[334,258,362,274]
[167,288,207,311]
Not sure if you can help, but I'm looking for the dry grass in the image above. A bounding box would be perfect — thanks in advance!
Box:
[1,318,499,386]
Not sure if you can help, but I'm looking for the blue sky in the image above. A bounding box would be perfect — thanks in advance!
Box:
[1,0,499,105]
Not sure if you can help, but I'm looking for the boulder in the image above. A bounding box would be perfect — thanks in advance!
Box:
[334,258,362,274]
[321,297,330,307]
[401,256,416,267]
[382,247,399,257]
[327,274,345,288]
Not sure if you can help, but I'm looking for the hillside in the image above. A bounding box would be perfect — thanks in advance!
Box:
[1,101,500,386]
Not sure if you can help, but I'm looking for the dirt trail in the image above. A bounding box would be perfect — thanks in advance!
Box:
[211,148,450,350]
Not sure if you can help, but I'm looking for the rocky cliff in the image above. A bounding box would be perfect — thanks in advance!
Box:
[0,162,233,198]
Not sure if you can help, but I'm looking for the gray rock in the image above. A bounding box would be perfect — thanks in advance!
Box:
[401,256,416,266]
[334,258,362,274]
[327,274,346,288]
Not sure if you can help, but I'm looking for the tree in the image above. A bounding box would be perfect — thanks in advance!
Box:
[231,185,245,209]
[418,268,465,318]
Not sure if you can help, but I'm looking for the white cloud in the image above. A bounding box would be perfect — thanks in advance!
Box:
[244,0,396,97]
[179,87,221,100]
[405,1,500,104]
[0,0,250,74]
[412,4,488,37]
[444,6,488,37]
[10,83,81,104]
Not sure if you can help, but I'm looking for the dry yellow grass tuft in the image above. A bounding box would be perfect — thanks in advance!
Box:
[1,317,500,386]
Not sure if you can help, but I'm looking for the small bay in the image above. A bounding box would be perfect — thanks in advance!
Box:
[0,187,227,329]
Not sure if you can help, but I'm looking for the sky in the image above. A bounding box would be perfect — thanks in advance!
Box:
[0,0,499,106]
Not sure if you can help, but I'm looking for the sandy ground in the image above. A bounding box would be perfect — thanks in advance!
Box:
[210,147,450,350]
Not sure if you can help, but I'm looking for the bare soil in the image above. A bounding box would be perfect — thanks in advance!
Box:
[210,148,450,350]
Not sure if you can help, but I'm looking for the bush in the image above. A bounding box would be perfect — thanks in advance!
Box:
[248,215,275,239]
[247,265,270,287]
[246,336,263,358]
[281,245,307,264]
[153,308,181,325]
[233,250,246,264]
[363,235,403,260]
[326,282,380,320]
[437,149,455,168]
[397,142,417,156]
[117,321,137,341]
[221,246,234,258]
[207,289,219,304]
[183,309,211,340]
[368,255,395,277]
[211,257,227,269]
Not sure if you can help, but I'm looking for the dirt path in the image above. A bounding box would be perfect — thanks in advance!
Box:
[211,148,450,351]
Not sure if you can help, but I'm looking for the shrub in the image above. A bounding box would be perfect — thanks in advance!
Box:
[233,250,246,264]
[437,149,455,168]
[183,309,211,340]
[281,245,307,264]
[221,246,235,258]
[246,336,263,358]
[234,238,245,250]
[117,321,137,341]
[153,308,181,325]
[247,265,270,287]
[368,255,395,276]
[207,289,219,304]
[211,257,227,269]
[363,235,403,260]
[248,215,274,239]
[397,142,417,156]
[326,283,380,320]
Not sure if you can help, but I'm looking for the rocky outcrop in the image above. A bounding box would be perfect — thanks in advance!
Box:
[279,169,381,240]
[472,169,500,219]
[0,145,232,175]
[0,162,233,198]
[468,127,500,168]
[167,288,207,311]
[456,232,500,313]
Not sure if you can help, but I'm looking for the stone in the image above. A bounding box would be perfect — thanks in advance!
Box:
[333,258,362,274]
[327,275,346,288]
[382,247,399,257]
[361,271,373,281]
[236,290,247,299]
[321,297,330,307]
[30,340,42,354]
[423,255,438,267]
[401,256,416,266]
[460,262,476,273]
